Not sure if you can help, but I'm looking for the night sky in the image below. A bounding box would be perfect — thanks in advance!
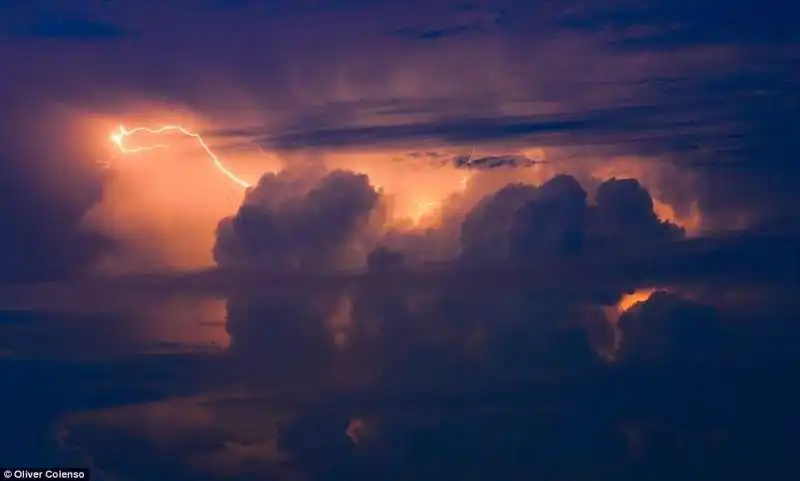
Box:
[1,1,799,480]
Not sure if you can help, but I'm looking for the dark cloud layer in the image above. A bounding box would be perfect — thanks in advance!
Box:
[47,281,800,481]
[560,0,800,49]
[617,291,723,363]
[256,104,729,151]
[179,164,800,479]
[452,153,540,169]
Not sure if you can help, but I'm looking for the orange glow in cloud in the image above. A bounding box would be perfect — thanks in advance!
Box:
[652,199,703,235]
[598,287,657,362]
[589,156,704,235]
[413,200,441,224]
[405,173,473,226]
[91,109,703,275]
[81,107,285,274]
[110,124,252,189]
[328,149,476,227]
[616,288,656,314]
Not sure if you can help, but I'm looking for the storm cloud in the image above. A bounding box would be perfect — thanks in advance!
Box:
[2,0,800,478]
[213,169,380,270]
[0,103,111,283]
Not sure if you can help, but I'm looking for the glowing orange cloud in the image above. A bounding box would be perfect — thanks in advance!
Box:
[109,125,252,189]
[616,288,656,313]
[595,287,658,362]
[406,150,474,225]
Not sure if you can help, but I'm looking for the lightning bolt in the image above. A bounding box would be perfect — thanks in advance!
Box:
[109,124,252,189]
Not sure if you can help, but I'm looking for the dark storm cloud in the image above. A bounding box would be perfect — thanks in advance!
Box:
[511,175,589,258]
[52,279,800,480]
[256,107,664,149]
[211,174,630,416]
[460,175,683,264]
[250,97,773,173]
[58,354,800,481]
[459,183,539,261]
[4,176,798,312]
[0,104,111,284]
[224,292,340,389]
[213,168,381,388]
[213,169,379,269]
[15,163,800,479]
[592,178,685,244]
[3,0,800,478]
[617,291,725,364]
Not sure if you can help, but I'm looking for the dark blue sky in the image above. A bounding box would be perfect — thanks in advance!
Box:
[1,1,799,480]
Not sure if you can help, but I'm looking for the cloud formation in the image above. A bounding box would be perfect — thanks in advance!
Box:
[52,279,800,481]
[0,104,111,283]
[617,290,724,364]
[1,0,795,284]
[196,167,726,406]
[214,169,379,270]
[1,0,799,477]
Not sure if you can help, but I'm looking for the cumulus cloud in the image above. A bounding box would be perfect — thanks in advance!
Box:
[592,178,685,246]
[617,290,725,364]
[459,174,684,265]
[201,162,755,423]
[212,168,384,389]
[460,183,539,262]
[50,224,800,481]
[213,169,380,270]
[511,174,589,259]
